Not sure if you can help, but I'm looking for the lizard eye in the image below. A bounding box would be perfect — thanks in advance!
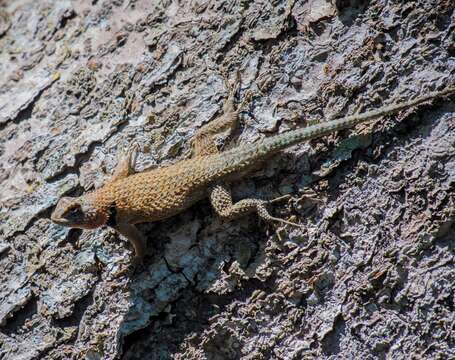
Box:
[64,204,82,218]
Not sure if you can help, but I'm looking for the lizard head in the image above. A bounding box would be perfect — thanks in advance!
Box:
[51,195,108,229]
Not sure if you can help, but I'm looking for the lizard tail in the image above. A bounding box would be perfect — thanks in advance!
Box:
[253,86,455,157]
[215,86,454,175]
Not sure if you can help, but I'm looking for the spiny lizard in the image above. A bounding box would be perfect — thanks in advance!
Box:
[50,77,455,264]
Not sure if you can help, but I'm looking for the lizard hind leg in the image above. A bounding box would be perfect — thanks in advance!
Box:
[191,71,252,157]
[209,184,301,228]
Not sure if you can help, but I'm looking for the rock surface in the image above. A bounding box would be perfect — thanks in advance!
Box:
[0,0,454,359]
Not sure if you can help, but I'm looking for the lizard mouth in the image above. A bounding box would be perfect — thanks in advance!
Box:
[50,212,68,226]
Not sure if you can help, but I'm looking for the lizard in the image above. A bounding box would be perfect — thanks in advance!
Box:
[50,75,455,265]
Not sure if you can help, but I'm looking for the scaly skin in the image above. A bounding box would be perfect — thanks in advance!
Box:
[51,83,455,264]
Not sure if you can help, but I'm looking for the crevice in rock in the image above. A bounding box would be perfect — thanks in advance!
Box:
[321,313,346,355]
[1,295,38,336]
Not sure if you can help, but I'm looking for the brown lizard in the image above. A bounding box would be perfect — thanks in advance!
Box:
[50,77,455,264]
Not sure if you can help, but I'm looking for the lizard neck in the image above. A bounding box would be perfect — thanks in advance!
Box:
[84,185,117,228]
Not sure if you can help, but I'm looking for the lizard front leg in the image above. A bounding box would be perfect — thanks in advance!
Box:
[113,221,147,265]
[209,184,301,227]
[110,143,139,182]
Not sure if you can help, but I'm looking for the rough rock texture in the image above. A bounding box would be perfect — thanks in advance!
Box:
[1,0,454,359]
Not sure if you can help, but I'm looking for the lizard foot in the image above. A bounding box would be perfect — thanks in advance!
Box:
[265,195,301,227]
[124,142,140,170]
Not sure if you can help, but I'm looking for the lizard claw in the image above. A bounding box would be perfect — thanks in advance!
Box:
[268,194,292,204]
[270,216,303,228]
